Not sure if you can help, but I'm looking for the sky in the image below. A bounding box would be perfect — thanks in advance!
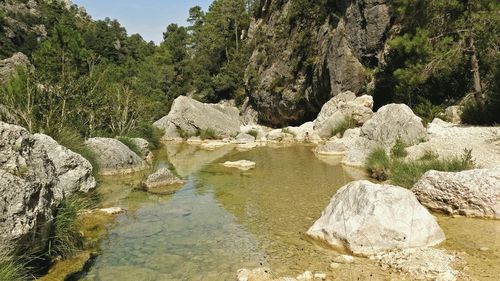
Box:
[72,0,213,44]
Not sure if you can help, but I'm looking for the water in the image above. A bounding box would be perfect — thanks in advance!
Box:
[79,144,499,281]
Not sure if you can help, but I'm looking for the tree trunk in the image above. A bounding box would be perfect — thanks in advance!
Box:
[468,36,485,108]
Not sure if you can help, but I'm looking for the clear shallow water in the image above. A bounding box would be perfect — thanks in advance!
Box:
[80,144,499,281]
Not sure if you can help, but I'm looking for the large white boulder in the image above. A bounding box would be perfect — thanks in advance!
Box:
[33,134,95,200]
[85,137,147,175]
[153,95,241,140]
[0,122,96,255]
[307,180,445,256]
[314,92,374,138]
[413,168,500,219]
[361,104,426,147]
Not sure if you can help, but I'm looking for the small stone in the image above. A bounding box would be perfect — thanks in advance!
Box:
[314,272,327,280]
[329,262,341,269]
[296,271,313,281]
[333,255,354,264]
[479,247,490,252]
[98,207,124,215]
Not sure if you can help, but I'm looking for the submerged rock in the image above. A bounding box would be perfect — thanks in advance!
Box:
[222,160,256,171]
[413,168,500,219]
[85,137,147,175]
[141,168,185,195]
[307,180,445,256]
[373,248,458,281]
[237,267,273,281]
[153,95,241,140]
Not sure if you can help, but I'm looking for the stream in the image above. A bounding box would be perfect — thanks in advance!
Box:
[78,144,499,281]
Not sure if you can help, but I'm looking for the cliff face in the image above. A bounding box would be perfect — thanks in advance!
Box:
[244,0,392,127]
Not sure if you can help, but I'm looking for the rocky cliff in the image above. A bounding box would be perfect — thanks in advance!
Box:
[244,0,392,126]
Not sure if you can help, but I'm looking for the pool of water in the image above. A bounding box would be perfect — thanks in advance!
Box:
[79,144,499,281]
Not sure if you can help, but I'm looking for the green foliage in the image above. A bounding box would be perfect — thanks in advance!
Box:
[331,116,357,138]
[48,195,95,259]
[391,149,475,188]
[366,144,475,188]
[0,250,29,281]
[366,147,392,181]
[198,128,218,140]
[391,139,408,158]
[373,0,499,124]
[127,123,164,150]
[117,136,142,157]
[176,128,194,140]
[461,65,500,125]
[282,128,296,137]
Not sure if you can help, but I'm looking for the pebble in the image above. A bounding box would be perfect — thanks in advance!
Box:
[333,254,354,264]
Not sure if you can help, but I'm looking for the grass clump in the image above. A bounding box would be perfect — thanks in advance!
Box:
[198,128,218,140]
[390,139,408,158]
[366,143,475,188]
[47,195,95,259]
[366,147,392,181]
[0,249,29,281]
[127,123,164,150]
[331,115,357,137]
[53,129,100,176]
[117,136,143,157]
[246,129,259,139]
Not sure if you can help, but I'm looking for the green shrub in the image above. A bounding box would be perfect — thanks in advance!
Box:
[117,136,143,157]
[367,146,476,188]
[246,129,259,139]
[198,128,218,140]
[0,250,29,281]
[127,123,164,150]
[53,129,100,177]
[391,139,408,158]
[331,116,357,138]
[366,147,391,181]
[47,195,95,259]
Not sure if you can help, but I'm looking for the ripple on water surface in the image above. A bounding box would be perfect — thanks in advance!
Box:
[80,144,500,281]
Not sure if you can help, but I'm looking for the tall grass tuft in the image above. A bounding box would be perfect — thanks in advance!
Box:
[390,139,408,158]
[198,128,218,140]
[0,248,30,281]
[53,128,100,176]
[331,115,357,138]
[366,147,391,181]
[127,123,164,150]
[366,144,476,188]
[47,195,94,259]
[117,136,143,157]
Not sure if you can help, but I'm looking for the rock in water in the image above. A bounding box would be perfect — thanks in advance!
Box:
[141,168,185,195]
[222,160,256,171]
[153,95,240,140]
[306,180,445,256]
[85,137,146,175]
[129,137,153,162]
[413,168,500,219]
[361,104,427,147]
[33,134,96,200]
